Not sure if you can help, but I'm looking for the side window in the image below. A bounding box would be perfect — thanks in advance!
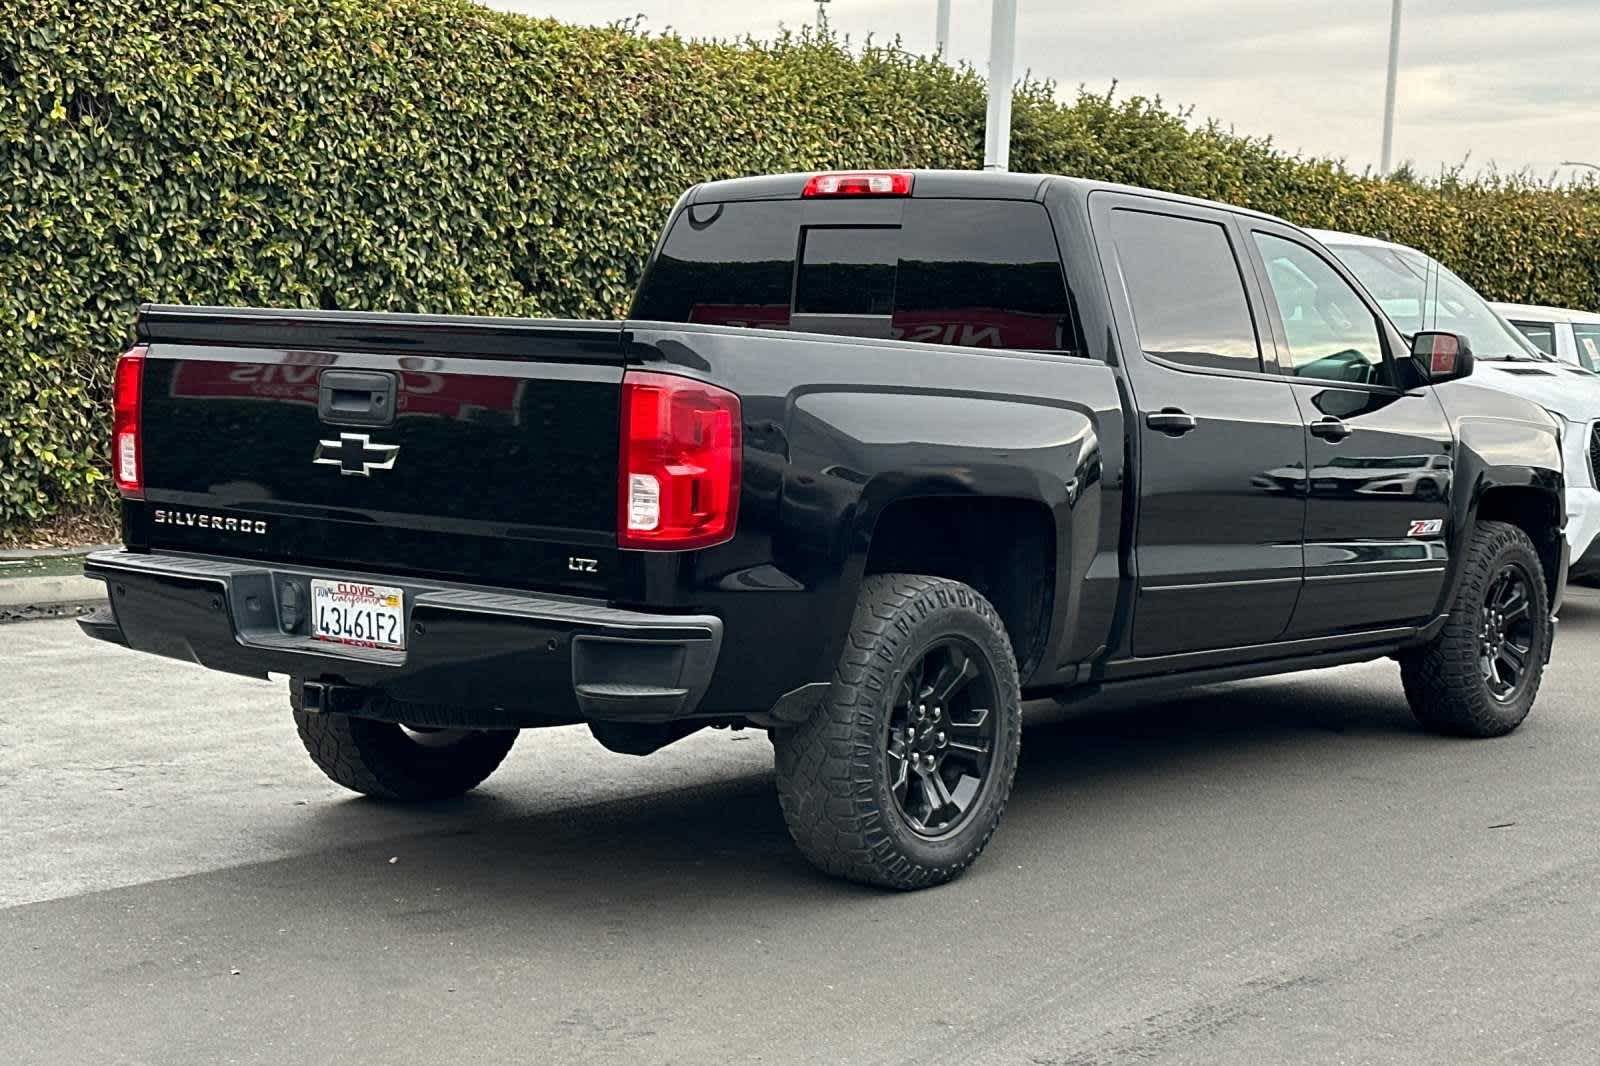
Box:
[1252,232,1390,386]
[1510,320,1558,358]
[1574,325,1600,372]
[1109,209,1262,374]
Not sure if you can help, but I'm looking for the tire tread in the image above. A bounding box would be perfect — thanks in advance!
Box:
[291,686,517,801]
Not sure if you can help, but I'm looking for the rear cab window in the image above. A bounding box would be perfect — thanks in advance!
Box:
[632,198,1082,354]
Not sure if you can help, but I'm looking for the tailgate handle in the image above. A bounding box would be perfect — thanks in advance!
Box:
[318,370,398,427]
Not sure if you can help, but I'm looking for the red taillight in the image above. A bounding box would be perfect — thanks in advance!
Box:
[619,371,741,550]
[801,171,913,198]
[112,345,147,499]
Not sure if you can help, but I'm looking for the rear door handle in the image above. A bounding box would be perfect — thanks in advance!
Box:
[1308,417,1352,442]
[1145,409,1198,436]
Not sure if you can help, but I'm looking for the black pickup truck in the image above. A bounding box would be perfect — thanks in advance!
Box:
[82,170,1567,889]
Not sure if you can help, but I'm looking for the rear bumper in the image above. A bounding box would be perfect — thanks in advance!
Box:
[79,550,722,726]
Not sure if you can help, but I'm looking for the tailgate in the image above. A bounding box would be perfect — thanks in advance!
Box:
[133,307,624,597]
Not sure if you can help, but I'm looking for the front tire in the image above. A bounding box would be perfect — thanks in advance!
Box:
[292,685,518,801]
[772,574,1022,890]
[1400,520,1550,738]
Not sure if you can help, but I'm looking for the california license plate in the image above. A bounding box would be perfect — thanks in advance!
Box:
[310,579,406,650]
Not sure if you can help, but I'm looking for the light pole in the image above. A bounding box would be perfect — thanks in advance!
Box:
[936,0,950,57]
[1379,0,1402,174]
[983,0,1018,171]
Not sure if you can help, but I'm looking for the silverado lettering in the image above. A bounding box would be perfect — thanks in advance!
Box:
[82,170,1566,890]
[152,509,267,535]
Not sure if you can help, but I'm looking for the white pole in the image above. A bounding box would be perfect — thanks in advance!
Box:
[983,0,1017,171]
[1379,0,1402,174]
[936,0,951,57]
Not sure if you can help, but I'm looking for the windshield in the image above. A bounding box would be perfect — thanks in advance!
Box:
[1326,241,1545,360]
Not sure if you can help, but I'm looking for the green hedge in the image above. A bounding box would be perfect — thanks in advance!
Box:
[3,0,1598,535]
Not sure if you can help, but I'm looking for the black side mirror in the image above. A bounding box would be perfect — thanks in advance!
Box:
[1412,331,1475,384]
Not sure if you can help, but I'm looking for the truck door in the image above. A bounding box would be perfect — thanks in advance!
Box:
[1092,194,1308,657]
[1242,224,1453,636]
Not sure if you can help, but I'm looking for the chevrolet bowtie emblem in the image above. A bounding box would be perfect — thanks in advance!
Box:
[313,432,400,477]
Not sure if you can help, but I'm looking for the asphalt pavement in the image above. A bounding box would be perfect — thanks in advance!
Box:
[4,593,1600,1065]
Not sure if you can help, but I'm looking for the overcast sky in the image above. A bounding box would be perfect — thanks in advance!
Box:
[484,0,1600,180]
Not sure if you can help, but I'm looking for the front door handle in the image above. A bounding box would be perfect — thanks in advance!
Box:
[1146,409,1198,436]
[1308,417,1352,442]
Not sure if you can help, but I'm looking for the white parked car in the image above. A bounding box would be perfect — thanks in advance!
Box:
[1492,301,1600,372]
[1314,229,1600,579]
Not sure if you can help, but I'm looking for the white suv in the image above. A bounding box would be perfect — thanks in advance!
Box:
[1492,302,1600,372]
[1314,229,1600,579]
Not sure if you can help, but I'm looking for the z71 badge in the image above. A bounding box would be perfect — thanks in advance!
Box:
[1407,519,1444,537]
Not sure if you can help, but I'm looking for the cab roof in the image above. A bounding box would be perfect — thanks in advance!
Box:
[1489,301,1600,325]
[686,169,1295,227]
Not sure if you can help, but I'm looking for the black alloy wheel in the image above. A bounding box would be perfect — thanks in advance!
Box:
[885,638,999,838]
[1478,561,1536,702]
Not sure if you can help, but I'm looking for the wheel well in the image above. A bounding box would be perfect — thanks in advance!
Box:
[863,496,1055,675]
[1477,485,1562,601]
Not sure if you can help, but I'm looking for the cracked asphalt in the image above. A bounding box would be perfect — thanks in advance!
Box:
[3,591,1599,1065]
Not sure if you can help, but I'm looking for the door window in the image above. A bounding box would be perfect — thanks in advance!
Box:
[1253,233,1390,386]
[1572,325,1600,372]
[1509,320,1558,358]
[1109,209,1263,374]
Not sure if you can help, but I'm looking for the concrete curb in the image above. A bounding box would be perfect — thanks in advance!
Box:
[0,544,113,620]
[0,573,108,609]
[0,542,120,561]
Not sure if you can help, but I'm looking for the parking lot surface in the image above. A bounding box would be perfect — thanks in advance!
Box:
[4,593,1600,1065]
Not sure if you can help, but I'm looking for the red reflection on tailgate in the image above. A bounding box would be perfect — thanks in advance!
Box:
[170,363,523,420]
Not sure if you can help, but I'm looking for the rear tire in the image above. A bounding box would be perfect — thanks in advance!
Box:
[1399,520,1549,738]
[772,574,1022,890]
[291,684,518,801]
